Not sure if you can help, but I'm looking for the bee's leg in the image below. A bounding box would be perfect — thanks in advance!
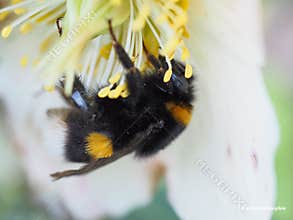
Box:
[51,159,98,180]
[171,59,186,76]
[134,119,169,157]
[57,76,90,111]
[50,123,158,180]
[108,19,143,104]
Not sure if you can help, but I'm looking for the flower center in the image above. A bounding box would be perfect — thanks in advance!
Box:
[1,0,193,97]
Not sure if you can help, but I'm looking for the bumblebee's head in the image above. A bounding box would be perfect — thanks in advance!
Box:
[149,60,194,104]
[168,60,194,103]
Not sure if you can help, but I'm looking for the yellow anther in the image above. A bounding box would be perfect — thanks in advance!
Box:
[108,85,124,99]
[98,86,111,98]
[20,56,29,67]
[44,85,55,92]
[181,46,190,61]
[109,72,122,84]
[36,9,58,23]
[173,14,188,30]
[100,43,112,59]
[178,0,189,10]
[121,90,129,98]
[163,69,173,83]
[131,56,137,62]
[1,26,13,38]
[184,64,193,79]
[132,4,150,32]
[20,22,33,34]
[182,26,190,38]
[14,8,27,15]
[0,12,10,21]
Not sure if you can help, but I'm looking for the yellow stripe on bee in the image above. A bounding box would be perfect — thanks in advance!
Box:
[86,132,113,159]
[165,102,192,125]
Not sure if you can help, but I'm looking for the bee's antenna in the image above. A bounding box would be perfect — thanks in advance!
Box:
[107,19,134,70]
[108,19,117,42]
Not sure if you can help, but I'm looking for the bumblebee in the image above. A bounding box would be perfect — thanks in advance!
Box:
[50,20,195,180]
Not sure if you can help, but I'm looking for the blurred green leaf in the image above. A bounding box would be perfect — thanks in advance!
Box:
[108,180,179,220]
[265,67,293,220]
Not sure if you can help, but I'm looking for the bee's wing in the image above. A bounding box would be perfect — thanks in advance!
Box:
[47,107,71,127]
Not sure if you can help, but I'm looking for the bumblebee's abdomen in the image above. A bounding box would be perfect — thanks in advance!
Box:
[165,102,192,126]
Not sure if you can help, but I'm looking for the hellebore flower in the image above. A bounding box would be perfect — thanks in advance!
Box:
[0,0,279,219]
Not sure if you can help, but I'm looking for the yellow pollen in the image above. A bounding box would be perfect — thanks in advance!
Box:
[185,64,193,79]
[20,56,29,67]
[14,8,27,15]
[121,89,129,98]
[163,69,173,83]
[1,26,13,38]
[20,22,33,34]
[109,72,122,84]
[108,84,124,99]
[98,86,111,98]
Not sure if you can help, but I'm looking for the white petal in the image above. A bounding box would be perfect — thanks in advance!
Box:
[162,1,279,219]
[0,31,153,219]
